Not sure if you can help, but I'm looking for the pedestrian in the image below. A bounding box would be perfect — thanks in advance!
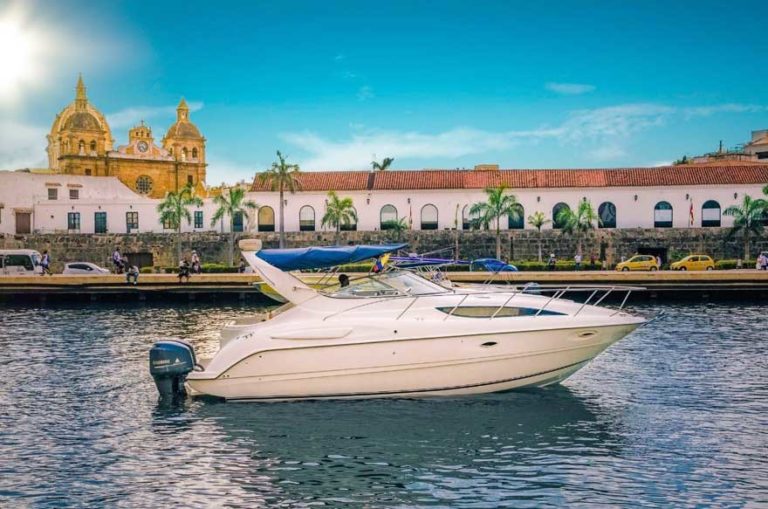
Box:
[656,255,662,269]
[112,248,123,274]
[590,252,597,267]
[547,253,556,271]
[178,259,191,283]
[736,258,743,270]
[125,258,139,285]
[40,250,52,276]
[238,259,246,273]
[574,252,582,271]
[191,250,201,274]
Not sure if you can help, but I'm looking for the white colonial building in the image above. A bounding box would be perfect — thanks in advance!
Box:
[248,163,768,233]
[0,171,240,235]
[2,163,767,236]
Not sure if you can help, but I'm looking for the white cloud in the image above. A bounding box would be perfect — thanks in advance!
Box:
[356,86,374,102]
[586,145,626,161]
[281,101,765,170]
[0,120,47,169]
[682,103,767,118]
[545,82,596,95]
[106,101,204,129]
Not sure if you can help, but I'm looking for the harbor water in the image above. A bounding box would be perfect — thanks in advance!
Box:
[1,301,766,507]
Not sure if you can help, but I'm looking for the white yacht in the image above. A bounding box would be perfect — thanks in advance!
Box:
[149,240,646,402]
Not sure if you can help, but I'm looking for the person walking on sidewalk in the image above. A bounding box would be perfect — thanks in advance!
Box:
[40,250,52,275]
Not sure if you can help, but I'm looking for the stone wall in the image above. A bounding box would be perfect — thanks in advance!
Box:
[2,227,766,271]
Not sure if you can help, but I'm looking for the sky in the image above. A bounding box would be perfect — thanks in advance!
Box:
[1,0,768,184]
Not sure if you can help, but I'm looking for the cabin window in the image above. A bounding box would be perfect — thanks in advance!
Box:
[436,306,565,318]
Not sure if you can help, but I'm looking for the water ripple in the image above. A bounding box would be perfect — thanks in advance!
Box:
[0,302,766,507]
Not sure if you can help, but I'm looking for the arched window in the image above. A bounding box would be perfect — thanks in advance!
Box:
[701,200,721,227]
[598,202,617,228]
[182,147,188,161]
[192,147,198,159]
[463,205,483,229]
[340,206,357,231]
[654,201,673,228]
[258,206,275,232]
[421,204,438,230]
[507,203,524,229]
[552,203,570,229]
[380,204,398,230]
[299,205,315,231]
[78,140,85,154]
[89,140,96,152]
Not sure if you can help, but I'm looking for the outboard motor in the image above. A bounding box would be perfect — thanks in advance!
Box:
[149,339,197,399]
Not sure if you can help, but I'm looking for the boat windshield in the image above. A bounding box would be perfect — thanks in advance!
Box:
[328,270,450,298]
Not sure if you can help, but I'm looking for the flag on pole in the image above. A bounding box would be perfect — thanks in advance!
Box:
[689,199,694,227]
[372,253,391,273]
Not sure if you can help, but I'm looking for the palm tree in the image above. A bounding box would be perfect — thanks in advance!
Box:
[321,191,357,244]
[469,185,521,259]
[257,151,301,248]
[556,199,598,255]
[724,194,768,260]
[157,183,203,262]
[371,157,394,171]
[527,211,551,262]
[210,187,258,266]
[382,217,408,241]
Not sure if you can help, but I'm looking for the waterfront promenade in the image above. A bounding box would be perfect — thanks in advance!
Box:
[2,271,767,303]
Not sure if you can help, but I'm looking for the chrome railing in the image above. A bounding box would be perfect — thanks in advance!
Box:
[321,284,643,322]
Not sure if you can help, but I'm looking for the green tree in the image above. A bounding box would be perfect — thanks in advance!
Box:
[371,157,394,171]
[257,150,301,248]
[321,191,358,244]
[210,187,258,266]
[157,183,203,262]
[527,211,551,262]
[469,185,522,259]
[724,194,768,260]
[673,155,689,165]
[556,199,598,255]
[381,217,409,241]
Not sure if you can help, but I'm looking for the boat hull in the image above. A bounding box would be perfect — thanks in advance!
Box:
[186,322,639,402]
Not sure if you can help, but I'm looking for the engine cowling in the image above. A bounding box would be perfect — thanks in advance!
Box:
[149,339,197,399]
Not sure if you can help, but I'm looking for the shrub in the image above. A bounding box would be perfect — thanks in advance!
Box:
[715,259,739,270]
[200,263,239,273]
[139,267,154,274]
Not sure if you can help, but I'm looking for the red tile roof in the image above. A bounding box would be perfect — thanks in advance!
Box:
[250,165,768,192]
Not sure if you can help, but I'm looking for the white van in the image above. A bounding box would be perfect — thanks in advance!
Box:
[0,249,43,275]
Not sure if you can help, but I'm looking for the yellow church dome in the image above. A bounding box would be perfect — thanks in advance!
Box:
[164,98,203,139]
[63,111,103,131]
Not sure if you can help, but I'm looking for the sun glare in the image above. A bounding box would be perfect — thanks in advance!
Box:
[0,14,42,100]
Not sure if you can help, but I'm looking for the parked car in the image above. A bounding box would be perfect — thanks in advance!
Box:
[670,255,715,271]
[62,262,110,275]
[615,255,659,272]
[470,258,518,272]
[0,249,42,275]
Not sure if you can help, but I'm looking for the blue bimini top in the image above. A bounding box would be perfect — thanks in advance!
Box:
[256,244,407,271]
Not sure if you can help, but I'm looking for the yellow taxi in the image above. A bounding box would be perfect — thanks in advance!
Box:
[615,255,659,272]
[670,255,715,271]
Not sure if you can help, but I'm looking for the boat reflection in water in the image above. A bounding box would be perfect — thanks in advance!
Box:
[151,385,621,506]
[150,240,647,402]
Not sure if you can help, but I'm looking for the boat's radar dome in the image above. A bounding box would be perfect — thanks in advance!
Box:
[149,339,197,398]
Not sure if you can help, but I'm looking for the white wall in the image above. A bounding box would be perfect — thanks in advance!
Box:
[247,184,765,233]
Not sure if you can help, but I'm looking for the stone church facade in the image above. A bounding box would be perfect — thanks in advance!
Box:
[46,75,207,198]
